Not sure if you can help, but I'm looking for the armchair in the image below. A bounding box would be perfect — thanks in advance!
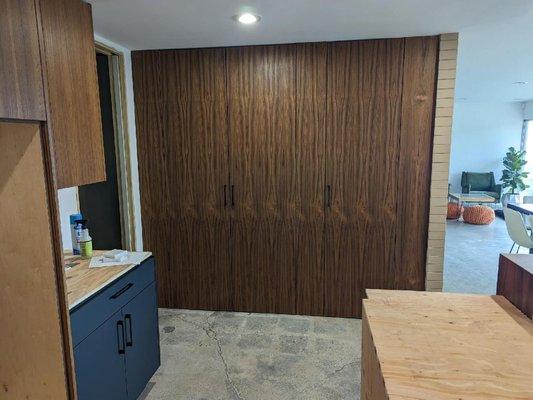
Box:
[461,172,502,202]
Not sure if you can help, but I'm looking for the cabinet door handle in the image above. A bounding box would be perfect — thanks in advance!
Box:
[224,185,227,207]
[110,283,134,299]
[125,314,133,347]
[117,321,125,354]
[326,185,332,208]
[231,185,235,207]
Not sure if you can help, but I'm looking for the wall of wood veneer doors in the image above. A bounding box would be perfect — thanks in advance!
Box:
[132,36,438,318]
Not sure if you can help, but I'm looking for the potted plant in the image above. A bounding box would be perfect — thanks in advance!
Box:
[501,146,529,205]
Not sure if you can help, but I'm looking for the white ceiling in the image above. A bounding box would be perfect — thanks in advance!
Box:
[90,0,533,102]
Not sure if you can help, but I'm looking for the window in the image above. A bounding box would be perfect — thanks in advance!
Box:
[521,120,533,194]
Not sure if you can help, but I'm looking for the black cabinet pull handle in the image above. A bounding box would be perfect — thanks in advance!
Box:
[224,185,227,207]
[326,185,332,208]
[125,314,133,347]
[231,185,235,207]
[110,283,134,299]
[117,321,125,354]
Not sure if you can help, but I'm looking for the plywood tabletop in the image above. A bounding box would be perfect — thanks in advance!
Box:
[64,250,151,310]
[363,290,533,400]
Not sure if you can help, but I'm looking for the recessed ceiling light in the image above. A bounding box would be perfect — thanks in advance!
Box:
[234,13,260,24]
[513,81,528,85]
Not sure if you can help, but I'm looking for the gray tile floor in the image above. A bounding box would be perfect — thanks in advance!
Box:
[140,309,361,400]
[443,217,525,294]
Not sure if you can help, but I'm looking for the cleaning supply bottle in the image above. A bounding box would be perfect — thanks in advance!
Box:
[70,213,83,255]
[77,220,93,259]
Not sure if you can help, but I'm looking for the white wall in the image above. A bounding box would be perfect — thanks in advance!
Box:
[57,34,143,251]
[448,101,525,192]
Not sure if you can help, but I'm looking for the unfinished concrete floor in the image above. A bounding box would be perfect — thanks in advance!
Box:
[140,309,362,400]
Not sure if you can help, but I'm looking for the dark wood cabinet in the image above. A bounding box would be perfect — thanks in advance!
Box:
[0,0,46,120]
[133,37,438,317]
[38,0,105,188]
[325,39,406,317]
[227,45,298,314]
[133,49,232,310]
[1,0,106,187]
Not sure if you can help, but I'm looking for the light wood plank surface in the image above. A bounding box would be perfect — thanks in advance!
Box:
[65,250,151,309]
[363,290,533,400]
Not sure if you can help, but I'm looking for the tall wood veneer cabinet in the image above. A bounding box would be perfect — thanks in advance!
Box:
[38,0,106,188]
[133,36,439,318]
[0,122,71,399]
[1,0,106,188]
[1,0,106,398]
[0,0,46,120]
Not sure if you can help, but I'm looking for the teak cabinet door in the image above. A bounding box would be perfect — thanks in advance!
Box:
[0,0,46,120]
[133,49,233,310]
[324,37,437,318]
[38,0,105,188]
[324,39,405,318]
[227,45,297,314]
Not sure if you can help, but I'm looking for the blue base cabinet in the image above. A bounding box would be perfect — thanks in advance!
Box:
[71,257,160,400]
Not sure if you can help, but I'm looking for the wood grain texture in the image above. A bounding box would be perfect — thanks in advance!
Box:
[133,38,437,318]
[361,307,387,400]
[497,254,533,318]
[294,43,327,316]
[64,251,152,309]
[363,290,533,399]
[324,39,405,318]
[0,0,46,120]
[227,45,297,314]
[132,49,232,310]
[38,0,105,188]
[394,36,438,290]
[0,122,68,400]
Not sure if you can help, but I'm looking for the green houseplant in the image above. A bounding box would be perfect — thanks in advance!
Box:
[501,146,529,205]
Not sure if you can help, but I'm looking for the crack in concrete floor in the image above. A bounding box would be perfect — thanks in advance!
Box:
[141,309,362,400]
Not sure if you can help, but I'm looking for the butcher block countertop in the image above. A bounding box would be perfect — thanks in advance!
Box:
[64,250,152,310]
[362,290,533,400]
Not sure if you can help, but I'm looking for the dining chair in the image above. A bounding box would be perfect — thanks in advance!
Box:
[503,207,533,253]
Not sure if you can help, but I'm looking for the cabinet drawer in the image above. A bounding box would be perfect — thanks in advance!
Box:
[71,257,155,347]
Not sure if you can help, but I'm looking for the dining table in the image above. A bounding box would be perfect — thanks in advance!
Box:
[507,203,533,253]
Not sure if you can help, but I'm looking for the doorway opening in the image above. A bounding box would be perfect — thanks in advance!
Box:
[78,43,136,251]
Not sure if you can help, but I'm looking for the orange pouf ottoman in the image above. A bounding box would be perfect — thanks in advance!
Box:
[463,205,495,225]
[447,202,463,220]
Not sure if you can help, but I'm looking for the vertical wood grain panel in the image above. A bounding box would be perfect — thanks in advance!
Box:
[395,36,438,291]
[227,45,297,314]
[132,49,232,310]
[0,122,68,400]
[324,39,405,317]
[294,43,327,316]
[0,0,46,120]
[38,0,105,188]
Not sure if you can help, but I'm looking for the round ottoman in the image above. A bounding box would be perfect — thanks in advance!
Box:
[463,205,495,225]
[447,202,463,220]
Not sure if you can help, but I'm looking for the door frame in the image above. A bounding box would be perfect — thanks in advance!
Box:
[95,41,136,251]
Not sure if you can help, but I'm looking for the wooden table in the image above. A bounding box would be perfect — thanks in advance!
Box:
[362,290,533,400]
[448,192,496,204]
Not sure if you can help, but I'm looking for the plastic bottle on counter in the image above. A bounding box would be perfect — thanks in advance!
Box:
[70,213,83,255]
[77,220,93,259]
